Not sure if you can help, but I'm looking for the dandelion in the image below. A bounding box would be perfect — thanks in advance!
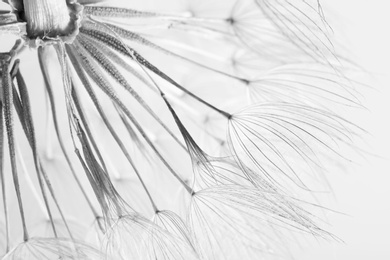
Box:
[0,0,362,259]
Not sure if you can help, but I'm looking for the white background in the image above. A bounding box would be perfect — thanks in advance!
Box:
[295,0,390,259]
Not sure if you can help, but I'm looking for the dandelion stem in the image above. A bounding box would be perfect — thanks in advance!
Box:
[13,63,76,240]
[75,35,188,152]
[113,103,150,162]
[74,117,125,219]
[11,62,59,237]
[71,81,159,213]
[67,50,179,206]
[83,6,158,18]
[79,21,232,119]
[69,79,108,174]
[37,47,101,222]
[14,140,50,218]
[67,47,194,195]
[1,60,28,241]
[44,88,54,159]
[39,163,74,240]
[103,23,248,84]
[0,94,10,253]
[131,49,232,119]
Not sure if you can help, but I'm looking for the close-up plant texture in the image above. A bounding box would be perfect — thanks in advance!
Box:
[0,0,365,259]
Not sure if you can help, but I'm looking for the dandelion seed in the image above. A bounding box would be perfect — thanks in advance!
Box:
[0,0,363,259]
[226,103,361,190]
[103,214,198,259]
[2,237,104,259]
[188,186,313,259]
[154,209,199,254]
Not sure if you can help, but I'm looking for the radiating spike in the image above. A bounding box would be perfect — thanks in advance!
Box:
[72,85,159,213]
[79,26,231,118]
[74,117,126,220]
[66,45,193,195]
[37,46,101,224]
[13,63,81,239]
[76,36,187,152]
[1,58,28,241]
[83,6,158,18]
[0,75,9,253]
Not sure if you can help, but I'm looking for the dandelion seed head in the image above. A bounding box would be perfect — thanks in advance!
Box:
[0,0,364,258]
